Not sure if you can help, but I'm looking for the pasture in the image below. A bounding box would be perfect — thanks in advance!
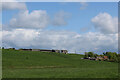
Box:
[2,49,118,78]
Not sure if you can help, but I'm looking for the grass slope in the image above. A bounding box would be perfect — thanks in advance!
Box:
[2,49,118,78]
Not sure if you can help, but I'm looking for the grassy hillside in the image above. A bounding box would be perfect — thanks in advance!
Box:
[2,49,118,78]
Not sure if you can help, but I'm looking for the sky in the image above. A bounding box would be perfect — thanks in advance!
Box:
[1,1,118,54]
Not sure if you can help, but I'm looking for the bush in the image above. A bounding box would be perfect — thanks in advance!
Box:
[88,52,94,57]
[84,52,88,58]
[103,52,118,62]
[94,54,98,58]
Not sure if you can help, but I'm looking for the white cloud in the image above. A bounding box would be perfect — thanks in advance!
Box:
[2,1,27,11]
[10,10,49,29]
[1,2,118,54]
[91,12,118,34]
[2,29,118,54]
[2,0,17,2]
[4,9,70,30]
[52,11,70,26]
[0,24,2,31]
[2,29,40,47]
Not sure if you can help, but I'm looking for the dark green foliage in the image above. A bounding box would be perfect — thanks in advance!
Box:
[88,52,94,57]
[103,52,118,62]
[84,52,94,58]
[84,52,88,58]
[94,54,98,58]
[118,54,120,63]
[100,54,104,57]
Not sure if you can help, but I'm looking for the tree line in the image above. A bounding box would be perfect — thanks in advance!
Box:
[84,52,120,62]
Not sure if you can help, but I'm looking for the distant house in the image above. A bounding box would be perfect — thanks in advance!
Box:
[52,50,68,54]
[95,56,109,61]
[103,56,109,60]
[32,49,53,52]
[52,50,60,53]
[89,57,96,60]
[82,55,109,61]
[19,48,68,54]
[96,56,103,61]
[32,49,41,51]
[61,50,68,54]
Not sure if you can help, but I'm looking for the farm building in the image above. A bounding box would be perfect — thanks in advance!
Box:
[52,50,60,53]
[61,50,68,54]
[32,49,52,52]
[19,48,68,54]
[96,56,104,61]
[84,56,109,61]
[103,56,109,60]
[96,56,109,61]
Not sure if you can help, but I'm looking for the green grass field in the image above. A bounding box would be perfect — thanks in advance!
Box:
[2,49,118,78]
